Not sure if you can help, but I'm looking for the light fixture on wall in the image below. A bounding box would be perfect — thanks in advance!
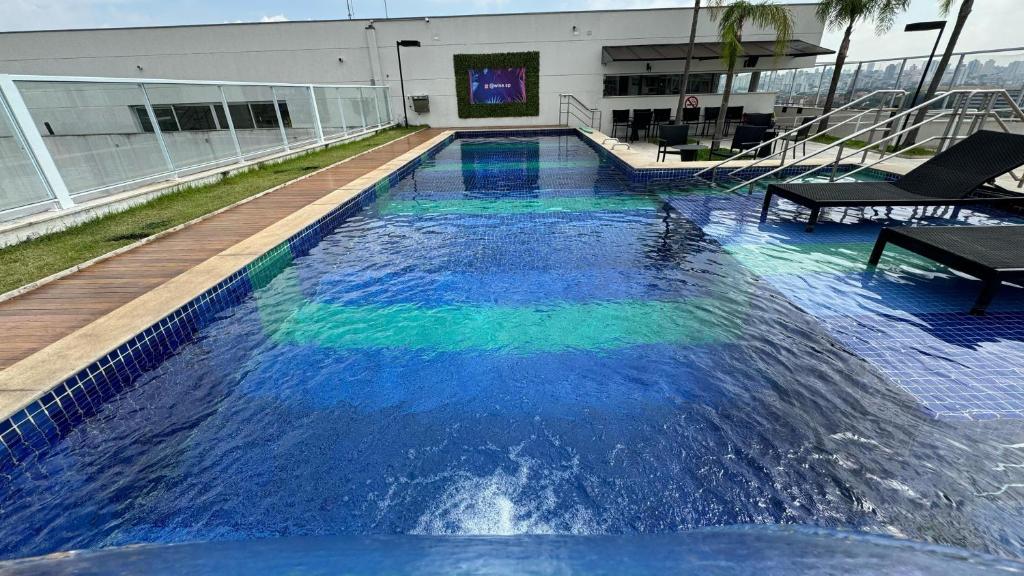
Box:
[337,57,344,63]
[572,25,579,36]
[646,63,652,72]
[136,65,143,71]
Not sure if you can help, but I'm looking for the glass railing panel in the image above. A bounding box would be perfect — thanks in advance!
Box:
[142,83,239,171]
[338,88,366,132]
[0,95,53,212]
[220,84,286,158]
[359,88,380,127]
[14,80,171,195]
[273,86,318,146]
[314,86,347,138]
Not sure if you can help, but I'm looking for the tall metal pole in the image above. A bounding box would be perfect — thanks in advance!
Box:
[898,27,945,148]
[396,42,409,127]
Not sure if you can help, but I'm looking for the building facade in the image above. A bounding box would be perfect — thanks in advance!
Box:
[0,4,830,132]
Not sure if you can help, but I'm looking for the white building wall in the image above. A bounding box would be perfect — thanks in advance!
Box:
[0,5,827,129]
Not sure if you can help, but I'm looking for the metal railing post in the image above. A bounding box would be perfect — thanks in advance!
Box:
[372,88,383,127]
[270,86,290,151]
[218,85,243,160]
[357,88,368,131]
[308,85,325,144]
[337,89,348,135]
[140,83,177,178]
[893,59,906,91]
[0,76,75,209]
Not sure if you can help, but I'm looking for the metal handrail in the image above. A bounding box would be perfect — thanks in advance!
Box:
[719,88,1024,194]
[694,89,906,179]
[558,93,602,130]
[723,105,897,177]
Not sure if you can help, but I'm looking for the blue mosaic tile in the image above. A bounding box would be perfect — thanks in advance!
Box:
[667,187,1024,420]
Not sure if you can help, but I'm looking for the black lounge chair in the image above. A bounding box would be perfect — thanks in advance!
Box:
[759,130,1024,232]
[656,124,690,162]
[868,225,1024,315]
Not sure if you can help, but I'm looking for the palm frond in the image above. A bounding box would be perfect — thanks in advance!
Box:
[938,0,958,16]
[873,0,912,34]
[711,1,793,66]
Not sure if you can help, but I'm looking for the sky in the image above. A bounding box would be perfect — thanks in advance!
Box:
[1,0,1020,62]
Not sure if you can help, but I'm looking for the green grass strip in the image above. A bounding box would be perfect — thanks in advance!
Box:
[379,196,658,216]
[273,298,743,354]
[0,126,422,295]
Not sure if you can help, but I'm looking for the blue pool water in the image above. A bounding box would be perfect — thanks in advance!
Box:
[2,134,1024,565]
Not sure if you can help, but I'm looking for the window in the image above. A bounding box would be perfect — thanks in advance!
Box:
[173,105,217,131]
[134,105,179,132]
[603,73,719,96]
[250,103,283,128]
[133,101,291,132]
[228,104,255,129]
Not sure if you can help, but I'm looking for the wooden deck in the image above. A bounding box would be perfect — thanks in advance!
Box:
[0,128,445,370]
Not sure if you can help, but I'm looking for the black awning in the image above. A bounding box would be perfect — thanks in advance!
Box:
[601,39,833,62]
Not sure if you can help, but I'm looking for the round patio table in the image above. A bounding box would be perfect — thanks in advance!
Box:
[670,144,708,162]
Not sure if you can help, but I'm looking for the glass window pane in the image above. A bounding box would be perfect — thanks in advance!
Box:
[222,85,285,157]
[173,105,216,131]
[15,80,171,195]
[274,86,317,145]
[144,83,238,171]
[229,104,255,130]
[0,97,54,212]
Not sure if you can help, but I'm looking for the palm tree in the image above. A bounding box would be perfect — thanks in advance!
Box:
[903,0,973,146]
[708,0,794,149]
[674,0,702,125]
[815,0,911,132]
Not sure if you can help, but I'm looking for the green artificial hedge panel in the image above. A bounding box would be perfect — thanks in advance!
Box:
[453,52,540,119]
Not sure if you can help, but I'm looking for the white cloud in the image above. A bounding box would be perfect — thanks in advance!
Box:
[259,13,289,22]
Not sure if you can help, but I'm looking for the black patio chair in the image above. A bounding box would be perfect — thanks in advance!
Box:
[679,107,701,130]
[760,130,1024,231]
[656,124,690,162]
[652,108,673,128]
[700,106,720,136]
[723,106,745,135]
[630,109,654,142]
[611,109,630,139]
[709,124,769,159]
[743,113,774,128]
[780,116,816,159]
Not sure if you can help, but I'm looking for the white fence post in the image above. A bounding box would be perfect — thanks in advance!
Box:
[140,83,178,178]
[308,85,325,144]
[0,76,75,209]
[219,85,244,160]
[271,86,290,152]
[373,88,383,127]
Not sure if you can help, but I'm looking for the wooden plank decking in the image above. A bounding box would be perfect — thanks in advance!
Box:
[0,128,445,370]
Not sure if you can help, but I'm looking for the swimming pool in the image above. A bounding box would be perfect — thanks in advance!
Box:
[1,132,1023,564]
